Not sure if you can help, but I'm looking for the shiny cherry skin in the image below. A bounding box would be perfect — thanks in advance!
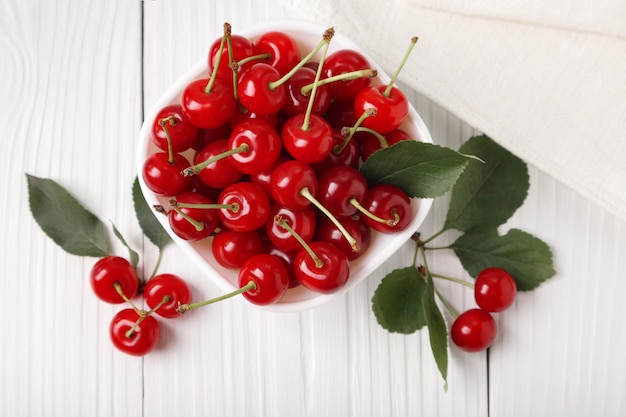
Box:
[354,84,409,134]
[227,119,282,175]
[237,63,286,116]
[315,215,371,261]
[281,113,334,164]
[217,182,270,232]
[152,104,198,153]
[143,273,191,319]
[450,308,497,352]
[269,160,318,210]
[180,78,236,129]
[264,242,300,288]
[266,204,317,252]
[254,31,301,77]
[294,241,350,294]
[283,66,331,116]
[90,256,138,304]
[322,49,371,102]
[142,152,194,197]
[474,268,517,312]
[208,33,255,82]
[317,165,368,217]
[212,229,265,269]
[192,123,232,151]
[360,128,412,162]
[249,153,292,201]
[194,139,244,189]
[168,191,220,241]
[110,308,160,356]
[311,129,360,174]
[238,254,290,305]
[361,184,413,233]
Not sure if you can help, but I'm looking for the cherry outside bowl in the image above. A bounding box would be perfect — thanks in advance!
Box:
[137,20,433,312]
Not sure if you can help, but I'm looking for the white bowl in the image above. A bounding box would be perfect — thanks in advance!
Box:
[137,20,433,312]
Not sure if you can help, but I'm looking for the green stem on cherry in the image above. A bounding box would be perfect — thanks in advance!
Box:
[268,27,335,91]
[434,287,459,319]
[299,186,359,252]
[431,272,474,289]
[125,295,170,338]
[235,52,271,68]
[158,116,177,164]
[225,29,247,114]
[420,227,449,245]
[169,200,239,231]
[182,143,249,176]
[300,68,377,96]
[205,22,231,94]
[176,280,256,313]
[274,215,323,268]
[334,108,377,154]
[383,36,418,98]
[148,248,165,281]
[113,282,142,314]
[301,30,332,132]
[350,197,399,226]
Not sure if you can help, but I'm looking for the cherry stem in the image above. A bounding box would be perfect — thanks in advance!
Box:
[176,280,257,313]
[350,198,399,226]
[275,215,323,268]
[341,126,388,150]
[171,200,239,212]
[148,248,165,280]
[300,68,377,96]
[113,282,142,314]
[268,27,335,91]
[384,36,418,98]
[301,31,332,131]
[170,206,205,231]
[431,272,474,289]
[124,295,170,338]
[299,187,360,252]
[235,52,271,67]
[225,30,247,114]
[434,287,459,319]
[183,143,249,176]
[158,116,177,164]
[205,22,231,94]
[334,108,377,154]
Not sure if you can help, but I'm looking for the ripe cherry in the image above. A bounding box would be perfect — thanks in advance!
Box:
[217,182,270,232]
[211,229,265,269]
[450,308,497,352]
[143,273,191,319]
[90,256,138,304]
[167,191,221,241]
[474,268,517,312]
[180,77,236,129]
[322,49,372,102]
[151,104,198,153]
[266,204,316,252]
[237,63,286,116]
[311,129,360,175]
[192,139,244,189]
[316,165,368,217]
[253,31,302,77]
[226,118,282,175]
[360,128,411,162]
[264,242,300,288]
[208,27,254,83]
[110,308,160,356]
[142,152,194,197]
[315,215,371,261]
[358,184,413,233]
[294,240,350,294]
[238,254,290,305]
[283,66,331,116]
[192,123,232,152]
[281,113,334,164]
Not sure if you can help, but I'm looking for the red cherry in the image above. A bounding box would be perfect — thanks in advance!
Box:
[151,104,198,153]
[324,99,358,130]
[353,85,409,134]
[90,256,138,304]
[322,49,371,102]
[211,229,265,269]
[281,113,334,164]
[264,242,300,288]
[360,184,413,233]
[315,215,371,261]
[474,268,517,312]
[294,241,350,294]
[217,182,270,232]
[237,63,286,116]
[450,309,497,352]
[360,128,411,162]
[168,191,220,241]
[311,129,360,174]
[229,107,278,130]
[283,66,331,116]
[143,274,191,319]
[249,153,292,201]
[269,160,318,210]
[180,78,236,129]
[192,123,232,152]
[253,31,302,77]
[316,165,368,217]
[142,152,194,197]
[266,204,316,252]
[193,139,244,189]
[226,118,282,175]
[109,308,160,356]
[238,254,290,305]
[208,33,254,82]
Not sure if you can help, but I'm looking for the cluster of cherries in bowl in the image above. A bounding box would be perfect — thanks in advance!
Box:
[140,25,419,307]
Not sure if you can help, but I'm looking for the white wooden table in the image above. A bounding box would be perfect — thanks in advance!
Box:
[2,1,625,416]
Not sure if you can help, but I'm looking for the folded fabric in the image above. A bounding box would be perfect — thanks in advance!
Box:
[275,0,626,223]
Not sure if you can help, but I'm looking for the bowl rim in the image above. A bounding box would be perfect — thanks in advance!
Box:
[137,19,434,312]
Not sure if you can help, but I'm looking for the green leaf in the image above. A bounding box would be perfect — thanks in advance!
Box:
[451,227,556,291]
[111,222,139,270]
[421,269,448,390]
[444,135,529,232]
[360,141,471,198]
[26,173,110,257]
[371,266,427,334]
[132,177,171,250]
